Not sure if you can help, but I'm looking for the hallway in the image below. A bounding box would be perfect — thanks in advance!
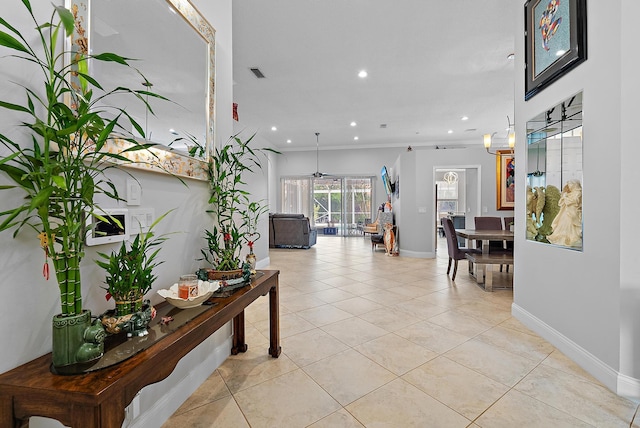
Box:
[163,236,639,427]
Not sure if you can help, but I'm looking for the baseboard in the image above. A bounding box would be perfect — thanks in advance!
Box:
[398,249,435,258]
[256,256,270,269]
[618,372,640,399]
[129,334,233,427]
[511,303,639,399]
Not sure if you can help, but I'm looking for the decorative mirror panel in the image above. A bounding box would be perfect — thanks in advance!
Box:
[526,91,583,250]
[68,0,215,180]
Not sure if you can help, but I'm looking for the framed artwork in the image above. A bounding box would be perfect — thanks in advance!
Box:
[524,0,587,100]
[496,151,515,210]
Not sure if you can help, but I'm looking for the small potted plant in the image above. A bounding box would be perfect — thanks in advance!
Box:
[244,200,268,271]
[96,211,172,336]
[200,135,278,280]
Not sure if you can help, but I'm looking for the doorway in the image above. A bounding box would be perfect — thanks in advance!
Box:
[433,166,481,250]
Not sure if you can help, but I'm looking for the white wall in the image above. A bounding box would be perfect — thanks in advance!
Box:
[619,0,640,396]
[274,146,405,210]
[513,0,640,398]
[0,0,248,426]
[405,147,505,257]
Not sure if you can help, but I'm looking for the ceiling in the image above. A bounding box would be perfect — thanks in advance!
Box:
[231,0,519,152]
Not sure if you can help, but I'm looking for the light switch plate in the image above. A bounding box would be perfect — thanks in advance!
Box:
[129,208,154,234]
[126,179,141,206]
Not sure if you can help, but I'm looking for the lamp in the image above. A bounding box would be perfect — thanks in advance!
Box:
[484,116,515,156]
[443,171,458,184]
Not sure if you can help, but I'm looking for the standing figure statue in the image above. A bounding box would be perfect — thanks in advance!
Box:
[547,179,582,247]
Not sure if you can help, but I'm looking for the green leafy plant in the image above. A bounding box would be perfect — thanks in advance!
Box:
[96,210,173,313]
[200,134,278,271]
[0,1,164,316]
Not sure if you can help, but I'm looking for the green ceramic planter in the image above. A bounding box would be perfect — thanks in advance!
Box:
[52,310,105,374]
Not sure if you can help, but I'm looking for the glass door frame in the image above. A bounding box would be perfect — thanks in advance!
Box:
[280,175,375,237]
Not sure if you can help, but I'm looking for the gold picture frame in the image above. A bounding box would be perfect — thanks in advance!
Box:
[496,150,515,210]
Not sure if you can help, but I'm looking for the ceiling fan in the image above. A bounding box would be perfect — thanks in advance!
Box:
[310,132,334,178]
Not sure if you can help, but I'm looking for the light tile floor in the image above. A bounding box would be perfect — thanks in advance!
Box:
[163,236,640,428]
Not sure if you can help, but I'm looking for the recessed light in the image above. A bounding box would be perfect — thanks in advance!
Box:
[286,139,292,144]
[169,128,178,135]
[447,130,453,134]
[507,53,515,60]
[358,70,368,78]
[350,121,357,127]
[271,126,277,131]
[461,116,469,121]
[353,136,359,141]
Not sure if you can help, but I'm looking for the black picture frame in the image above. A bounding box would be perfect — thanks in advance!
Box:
[524,0,587,100]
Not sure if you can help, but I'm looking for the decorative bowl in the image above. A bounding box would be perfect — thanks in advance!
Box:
[157,280,219,309]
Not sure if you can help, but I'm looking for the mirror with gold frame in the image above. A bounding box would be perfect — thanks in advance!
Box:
[526,91,583,250]
[67,0,215,180]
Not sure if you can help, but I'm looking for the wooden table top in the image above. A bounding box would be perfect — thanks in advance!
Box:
[455,229,514,240]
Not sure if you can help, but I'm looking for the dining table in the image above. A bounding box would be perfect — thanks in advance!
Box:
[454,229,514,254]
[454,229,514,290]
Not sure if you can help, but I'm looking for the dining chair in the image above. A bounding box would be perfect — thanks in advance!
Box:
[442,218,479,280]
[503,216,514,250]
[474,216,505,252]
[501,217,514,272]
[475,216,511,272]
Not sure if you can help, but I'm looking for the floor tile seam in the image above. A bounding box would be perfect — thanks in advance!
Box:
[316,324,368,349]
[458,298,514,313]
[382,375,477,425]
[442,308,507,332]
[337,373,404,409]
[412,317,481,343]
[172,392,237,421]
[631,404,640,426]
[435,354,516,391]
[296,313,357,329]
[456,334,550,366]
[537,356,640,400]
[396,370,487,425]
[227,364,305,398]
[333,305,385,319]
[509,379,601,427]
[464,383,528,426]
[485,319,554,342]
[298,356,401,409]
[472,333,555,365]
[505,355,606,425]
[307,326,395,368]
[350,334,440,377]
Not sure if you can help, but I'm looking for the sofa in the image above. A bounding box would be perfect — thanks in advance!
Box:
[269,213,317,248]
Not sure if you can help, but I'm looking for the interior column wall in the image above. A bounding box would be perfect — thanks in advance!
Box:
[512,0,632,394]
[618,0,640,394]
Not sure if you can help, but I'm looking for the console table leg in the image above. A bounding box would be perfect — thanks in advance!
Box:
[231,311,248,354]
[268,283,281,358]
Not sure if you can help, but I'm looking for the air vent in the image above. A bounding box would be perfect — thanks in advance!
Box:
[250,68,266,78]
[379,124,387,129]
[464,128,477,132]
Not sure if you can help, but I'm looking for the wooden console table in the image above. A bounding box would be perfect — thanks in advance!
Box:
[0,269,280,428]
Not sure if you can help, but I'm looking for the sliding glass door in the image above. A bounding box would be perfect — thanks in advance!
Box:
[281,176,373,237]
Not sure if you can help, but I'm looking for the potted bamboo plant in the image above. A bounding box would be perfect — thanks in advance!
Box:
[0,1,164,373]
[96,211,172,336]
[199,134,277,280]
